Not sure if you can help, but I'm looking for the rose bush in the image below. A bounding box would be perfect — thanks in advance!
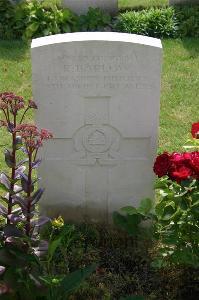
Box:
[153,122,199,268]
[114,123,199,269]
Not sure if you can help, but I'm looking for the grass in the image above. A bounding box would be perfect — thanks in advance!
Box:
[119,0,168,9]
[0,41,32,172]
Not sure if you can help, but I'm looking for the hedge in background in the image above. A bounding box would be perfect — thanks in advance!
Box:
[175,5,199,37]
[115,7,178,38]
[115,5,199,38]
[0,0,16,39]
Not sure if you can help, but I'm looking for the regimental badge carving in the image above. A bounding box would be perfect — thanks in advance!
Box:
[72,124,121,166]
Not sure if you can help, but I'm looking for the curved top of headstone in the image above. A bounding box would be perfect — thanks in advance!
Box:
[31,32,162,49]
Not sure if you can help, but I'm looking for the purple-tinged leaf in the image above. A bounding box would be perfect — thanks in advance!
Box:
[31,188,44,205]
[14,184,21,193]
[31,216,50,228]
[38,240,48,251]
[0,266,5,276]
[20,147,28,154]
[5,237,28,253]
[14,136,22,150]
[3,224,23,238]
[21,173,34,193]
[5,149,15,168]
[0,173,10,189]
[7,214,24,224]
[12,207,22,214]
[1,195,9,204]
[32,159,42,169]
[17,158,28,167]
[7,122,14,133]
[12,195,27,211]
[14,166,26,179]
[33,240,48,257]
[0,204,7,217]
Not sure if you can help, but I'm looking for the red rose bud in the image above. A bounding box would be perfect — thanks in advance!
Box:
[153,152,171,177]
[191,122,199,139]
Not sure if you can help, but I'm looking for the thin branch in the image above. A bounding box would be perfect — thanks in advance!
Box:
[20,107,29,124]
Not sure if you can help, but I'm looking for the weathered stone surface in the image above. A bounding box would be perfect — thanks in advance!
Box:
[62,0,118,14]
[31,32,162,223]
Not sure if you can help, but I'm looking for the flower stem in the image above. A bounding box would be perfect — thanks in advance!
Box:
[25,152,32,236]
[7,114,17,224]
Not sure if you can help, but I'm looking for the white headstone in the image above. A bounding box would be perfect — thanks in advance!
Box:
[62,0,118,14]
[31,32,162,223]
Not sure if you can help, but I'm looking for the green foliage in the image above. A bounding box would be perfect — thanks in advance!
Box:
[120,296,145,300]
[77,7,112,31]
[47,223,75,271]
[153,177,199,268]
[40,264,97,300]
[175,5,199,38]
[0,0,78,40]
[15,0,78,40]
[0,0,16,39]
[113,198,153,237]
[1,1,199,40]
[115,7,177,38]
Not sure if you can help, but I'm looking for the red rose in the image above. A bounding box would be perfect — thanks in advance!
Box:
[169,165,193,183]
[170,152,184,163]
[169,152,194,183]
[191,122,199,139]
[190,151,199,178]
[153,152,170,177]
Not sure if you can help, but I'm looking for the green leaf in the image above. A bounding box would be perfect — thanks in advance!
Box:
[25,22,39,39]
[137,198,153,215]
[48,236,62,262]
[126,214,142,236]
[60,264,97,295]
[155,201,166,218]
[113,212,128,231]
[121,206,138,215]
[162,205,176,221]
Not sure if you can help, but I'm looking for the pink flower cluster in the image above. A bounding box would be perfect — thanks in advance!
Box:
[15,124,53,153]
[0,92,24,113]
